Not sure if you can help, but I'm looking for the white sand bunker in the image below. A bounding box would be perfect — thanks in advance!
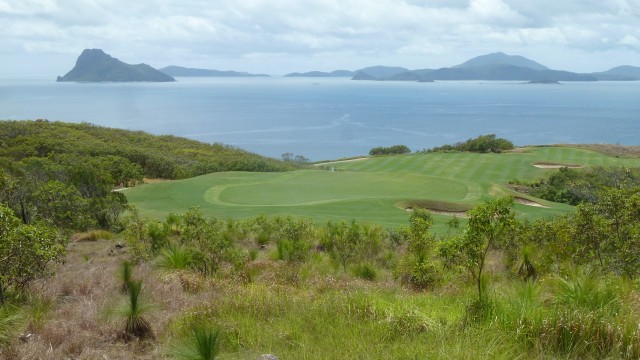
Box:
[533,163,583,169]
[515,197,549,208]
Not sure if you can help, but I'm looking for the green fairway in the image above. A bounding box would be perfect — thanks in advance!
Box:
[124,146,640,228]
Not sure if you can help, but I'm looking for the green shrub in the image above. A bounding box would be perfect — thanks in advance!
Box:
[148,222,170,254]
[398,256,442,290]
[352,263,378,281]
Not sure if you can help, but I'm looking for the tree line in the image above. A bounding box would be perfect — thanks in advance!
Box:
[422,134,514,153]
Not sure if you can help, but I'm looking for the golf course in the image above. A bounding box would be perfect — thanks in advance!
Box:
[123,146,640,228]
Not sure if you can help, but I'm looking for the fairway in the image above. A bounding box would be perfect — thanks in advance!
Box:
[124,147,640,228]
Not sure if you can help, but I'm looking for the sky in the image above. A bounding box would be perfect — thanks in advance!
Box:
[1,0,639,77]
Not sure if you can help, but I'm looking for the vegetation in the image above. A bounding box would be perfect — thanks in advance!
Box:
[3,128,640,359]
[0,204,65,304]
[516,166,640,205]
[0,120,294,180]
[369,144,411,156]
[424,134,514,153]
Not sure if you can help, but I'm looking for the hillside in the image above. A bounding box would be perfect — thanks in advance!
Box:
[591,65,640,80]
[57,49,175,82]
[0,120,293,179]
[159,65,269,77]
[452,52,549,71]
[351,52,598,82]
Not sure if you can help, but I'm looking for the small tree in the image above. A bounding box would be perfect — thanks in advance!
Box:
[398,209,442,290]
[0,204,65,303]
[323,220,364,272]
[440,197,515,300]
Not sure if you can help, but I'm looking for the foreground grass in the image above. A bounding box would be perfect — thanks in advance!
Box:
[4,238,640,359]
[124,146,639,228]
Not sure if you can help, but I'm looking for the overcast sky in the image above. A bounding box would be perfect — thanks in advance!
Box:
[1,0,639,77]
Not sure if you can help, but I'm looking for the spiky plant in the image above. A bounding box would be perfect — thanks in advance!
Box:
[120,260,134,293]
[516,244,537,281]
[170,323,220,360]
[118,279,154,341]
[157,245,193,271]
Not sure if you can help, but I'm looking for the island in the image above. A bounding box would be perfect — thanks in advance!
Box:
[351,52,598,82]
[56,49,175,82]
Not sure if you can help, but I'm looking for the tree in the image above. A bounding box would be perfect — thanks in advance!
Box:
[32,180,95,230]
[323,220,364,272]
[369,145,411,156]
[398,209,442,290]
[440,197,515,300]
[0,204,65,303]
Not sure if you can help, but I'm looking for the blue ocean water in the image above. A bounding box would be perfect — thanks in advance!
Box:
[1,77,638,161]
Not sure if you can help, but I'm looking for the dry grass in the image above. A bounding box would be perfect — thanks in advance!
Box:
[556,144,640,158]
[3,240,168,359]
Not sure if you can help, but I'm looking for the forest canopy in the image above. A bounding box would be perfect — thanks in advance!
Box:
[0,120,295,179]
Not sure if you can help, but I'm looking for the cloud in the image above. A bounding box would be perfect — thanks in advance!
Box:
[0,0,639,75]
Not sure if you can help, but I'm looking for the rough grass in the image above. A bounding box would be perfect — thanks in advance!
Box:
[555,144,640,158]
[3,238,640,359]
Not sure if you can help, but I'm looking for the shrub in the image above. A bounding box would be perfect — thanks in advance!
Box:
[352,263,378,281]
[398,256,442,290]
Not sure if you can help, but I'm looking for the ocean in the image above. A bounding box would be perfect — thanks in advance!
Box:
[1,77,638,161]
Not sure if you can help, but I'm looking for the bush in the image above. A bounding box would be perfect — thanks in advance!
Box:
[398,256,442,290]
[369,145,411,156]
[352,263,378,281]
[425,134,514,153]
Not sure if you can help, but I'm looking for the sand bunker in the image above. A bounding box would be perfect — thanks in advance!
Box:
[515,197,549,208]
[533,162,583,169]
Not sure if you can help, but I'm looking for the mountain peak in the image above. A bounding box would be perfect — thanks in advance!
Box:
[57,49,174,82]
[454,52,549,71]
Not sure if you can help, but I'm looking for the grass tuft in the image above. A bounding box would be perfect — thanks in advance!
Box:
[169,323,221,360]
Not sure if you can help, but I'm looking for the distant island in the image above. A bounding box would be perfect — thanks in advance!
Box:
[159,65,269,77]
[57,49,174,82]
[288,52,640,83]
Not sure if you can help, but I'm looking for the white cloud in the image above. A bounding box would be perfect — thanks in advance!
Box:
[619,34,640,47]
[0,0,639,75]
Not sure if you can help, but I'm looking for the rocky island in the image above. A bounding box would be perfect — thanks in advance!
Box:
[57,49,175,82]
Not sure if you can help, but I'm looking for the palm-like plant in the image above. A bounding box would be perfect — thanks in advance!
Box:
[157,245,193,271]
[120,260,133,293]
[119,278,154,341]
